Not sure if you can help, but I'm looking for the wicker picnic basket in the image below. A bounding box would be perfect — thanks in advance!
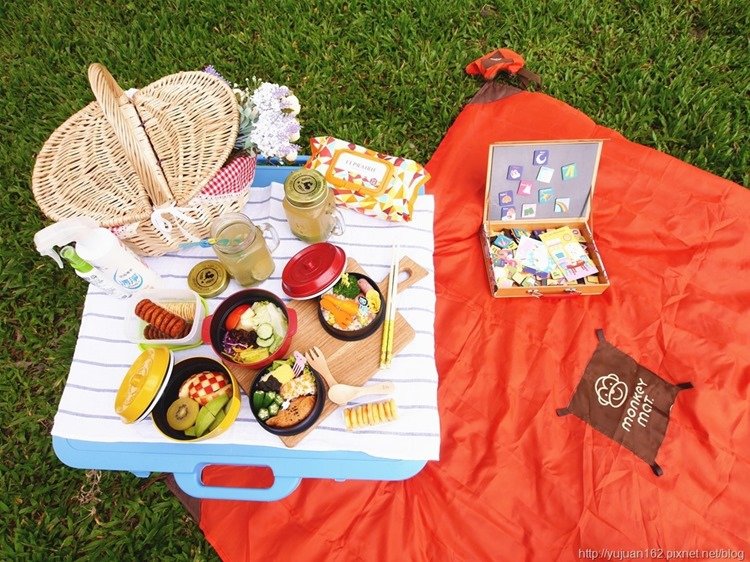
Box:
[32,63,254,256]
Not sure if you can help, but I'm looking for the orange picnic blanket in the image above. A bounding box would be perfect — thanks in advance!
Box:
[190,63,750,561]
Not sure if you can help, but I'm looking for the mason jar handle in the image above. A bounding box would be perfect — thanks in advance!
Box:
[331,208,346,237]
[259,223,280,253]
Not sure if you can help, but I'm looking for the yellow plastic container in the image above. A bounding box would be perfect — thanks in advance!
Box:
[115,348,240,441]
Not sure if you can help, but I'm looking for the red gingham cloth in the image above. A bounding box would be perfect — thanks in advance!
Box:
[199,153,257,197]
[109,153,255,239]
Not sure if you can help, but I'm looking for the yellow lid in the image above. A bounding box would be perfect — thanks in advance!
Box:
[115,347,173,423]
[188,260,229,298]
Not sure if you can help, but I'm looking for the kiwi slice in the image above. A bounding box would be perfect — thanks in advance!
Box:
[166,397,200,431]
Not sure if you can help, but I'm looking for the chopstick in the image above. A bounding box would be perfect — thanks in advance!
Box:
[379,245,399,369]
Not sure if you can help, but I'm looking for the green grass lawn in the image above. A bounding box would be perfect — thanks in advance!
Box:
[1,0,748,559]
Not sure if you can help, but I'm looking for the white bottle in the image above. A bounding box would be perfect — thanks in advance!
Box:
[59,245,128,297]
[34,217,161,296]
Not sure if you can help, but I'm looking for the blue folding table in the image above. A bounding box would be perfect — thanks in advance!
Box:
[52,158,428,501]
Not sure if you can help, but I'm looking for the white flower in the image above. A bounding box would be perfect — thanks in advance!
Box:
[284,95,301,117]
[232,78,302,158]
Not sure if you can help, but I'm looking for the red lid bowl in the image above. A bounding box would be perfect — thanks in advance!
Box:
[282,243,347,299]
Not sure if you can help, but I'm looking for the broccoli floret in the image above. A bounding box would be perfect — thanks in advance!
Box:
[332,273,360,298]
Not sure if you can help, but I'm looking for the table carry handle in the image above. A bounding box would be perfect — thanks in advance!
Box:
[172,464,301,501]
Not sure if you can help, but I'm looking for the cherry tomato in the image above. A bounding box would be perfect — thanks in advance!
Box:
[225,304,250,330]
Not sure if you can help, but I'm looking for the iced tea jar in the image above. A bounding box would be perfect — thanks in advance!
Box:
[210,213,279,286]
[283,169,345,243]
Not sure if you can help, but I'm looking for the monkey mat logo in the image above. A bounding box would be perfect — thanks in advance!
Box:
[594,373,628,408]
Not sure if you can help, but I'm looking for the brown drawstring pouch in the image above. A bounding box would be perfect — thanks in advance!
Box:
[557,329,693,476]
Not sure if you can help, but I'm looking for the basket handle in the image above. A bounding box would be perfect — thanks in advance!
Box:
[87,63,173,206]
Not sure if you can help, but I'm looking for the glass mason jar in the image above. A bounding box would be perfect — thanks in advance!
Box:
[282,169,345,243]
[210,213,280,286]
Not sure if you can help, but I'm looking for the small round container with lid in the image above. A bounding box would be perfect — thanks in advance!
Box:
[188,260,230,298]
[281,243,385,341]
[114,348,241,441]
[283,169,345,243]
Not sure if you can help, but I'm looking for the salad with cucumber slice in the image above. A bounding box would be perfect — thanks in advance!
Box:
[221,301,288,363]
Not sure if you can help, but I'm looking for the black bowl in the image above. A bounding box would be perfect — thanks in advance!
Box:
[249,361,326,436]
[151,357,237,441]
[316,272,385,341]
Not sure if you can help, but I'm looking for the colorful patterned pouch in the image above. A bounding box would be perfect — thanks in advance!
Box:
[305,136,430,222]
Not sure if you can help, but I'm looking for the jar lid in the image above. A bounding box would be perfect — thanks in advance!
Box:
[115,347,174,423]
[282,243,347,299]
[284,169,328,208]
[188,260,229,297]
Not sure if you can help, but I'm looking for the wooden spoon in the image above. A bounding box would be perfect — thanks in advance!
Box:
[327,381,395,406]
[305,347,395,405]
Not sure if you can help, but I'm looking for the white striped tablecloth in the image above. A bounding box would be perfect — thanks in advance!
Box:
[51,183,440,461]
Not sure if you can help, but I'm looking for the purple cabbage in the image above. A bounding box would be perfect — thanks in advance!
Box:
[221,329,257,355]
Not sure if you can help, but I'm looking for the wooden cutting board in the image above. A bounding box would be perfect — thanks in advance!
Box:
[230,256,428,447]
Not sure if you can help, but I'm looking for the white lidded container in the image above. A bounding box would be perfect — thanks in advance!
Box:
[124,289,205,348]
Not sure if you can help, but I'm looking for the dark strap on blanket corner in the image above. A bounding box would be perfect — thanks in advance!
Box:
[517,68,542,90]
[596,328,606,342]
[676,382,694,390]
[650,463,663,477]
[556,407,571,416]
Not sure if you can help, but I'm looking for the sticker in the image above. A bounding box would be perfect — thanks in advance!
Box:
[492,234,515,249]
[498,190,514,206]
[561,163,578,180]
[536,166,554,183]
[538,188,554,203]
[533,150,550,166]
[500,206,517,221]
[539,227,598,281]
[554,197,571,213]
[521,204,537,218]
[507,165,523,181]
[517,180,533,196]
[511,228,530,240]
[570,227,586,242]
[512,271,529,285]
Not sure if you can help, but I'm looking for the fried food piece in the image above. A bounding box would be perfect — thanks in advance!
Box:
[159,301,196,321]
[135,299,187,338]
[266,395,316,428]
[143,322,192,340]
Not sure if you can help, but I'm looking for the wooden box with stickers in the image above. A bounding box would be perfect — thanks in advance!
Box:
[479,140,610,298]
